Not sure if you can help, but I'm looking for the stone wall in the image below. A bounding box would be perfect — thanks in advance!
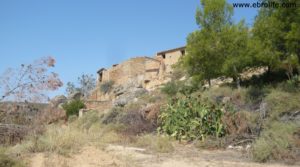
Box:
[156,47,185,74]
[85,100,112,112]
[144,57,161,82]
[100,57,149,86]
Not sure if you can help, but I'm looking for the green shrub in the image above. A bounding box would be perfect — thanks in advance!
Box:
[171,68,185,81]
[159,96,224,141]
[100,80,114,94]
[278,75,300,92]
[252,122,299,162]
[161,80,200,97]
[265,90,300,120]
[161,81,178,96]
[62,100,85,118]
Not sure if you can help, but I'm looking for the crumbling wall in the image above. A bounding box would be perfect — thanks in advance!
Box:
[88,47,186,110]
[85,100,112,112]
[102,57,147,86]
[144,58,160,81]
[157,50,183,74]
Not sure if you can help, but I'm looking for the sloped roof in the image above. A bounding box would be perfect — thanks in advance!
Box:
[97,68,106,74]
[157,46,186,55]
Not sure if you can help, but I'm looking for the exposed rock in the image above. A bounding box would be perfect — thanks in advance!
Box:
[113,88,148,107]
[68,91,84,101]
[227,144,251,151]
[113,85,126,97]
[280,110,300,122]
[222,96,232,104]
[227,145,243,151]
[258,102,268,119]
[79,109,90,117]
[49,95,67,108]
[215,96,232,104]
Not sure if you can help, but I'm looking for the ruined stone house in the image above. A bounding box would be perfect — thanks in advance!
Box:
[87,46,186,111]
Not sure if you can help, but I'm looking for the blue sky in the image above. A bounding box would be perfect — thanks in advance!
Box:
[0,0,258,97]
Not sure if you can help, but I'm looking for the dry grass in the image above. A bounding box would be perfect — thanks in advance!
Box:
[0,147,25,167]
[252,122,299,163]
[201,86,247,103]
[8,111,126,156]
[264,89,300,119]
[134,134,174,153]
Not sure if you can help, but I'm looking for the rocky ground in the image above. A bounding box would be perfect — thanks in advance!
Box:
[29,144,297,167]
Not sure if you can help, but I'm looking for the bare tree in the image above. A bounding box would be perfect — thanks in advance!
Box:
[0,56,63,102]
[65,74,96,99]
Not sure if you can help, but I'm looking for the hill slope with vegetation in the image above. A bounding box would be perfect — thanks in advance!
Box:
[0,0,299,166]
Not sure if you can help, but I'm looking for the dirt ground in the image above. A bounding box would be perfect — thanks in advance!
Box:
[29,144,297,167]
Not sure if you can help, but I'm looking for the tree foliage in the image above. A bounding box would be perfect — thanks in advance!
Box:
[183,0,300,88]
[252,0,300,77]
[182,0,251,87]
[0,56,63,102]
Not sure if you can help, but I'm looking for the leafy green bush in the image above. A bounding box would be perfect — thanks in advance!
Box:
[159,96,224,141]
[100,80,114,94]
[62,100,85,118]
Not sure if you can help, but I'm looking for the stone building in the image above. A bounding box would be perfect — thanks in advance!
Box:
[86,46,186,110]
[155,46,186,74]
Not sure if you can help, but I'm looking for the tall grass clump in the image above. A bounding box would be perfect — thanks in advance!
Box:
[251,89,300,163]
[0,147,24,167]
[264,89,300,120]
[252,122,299,163]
